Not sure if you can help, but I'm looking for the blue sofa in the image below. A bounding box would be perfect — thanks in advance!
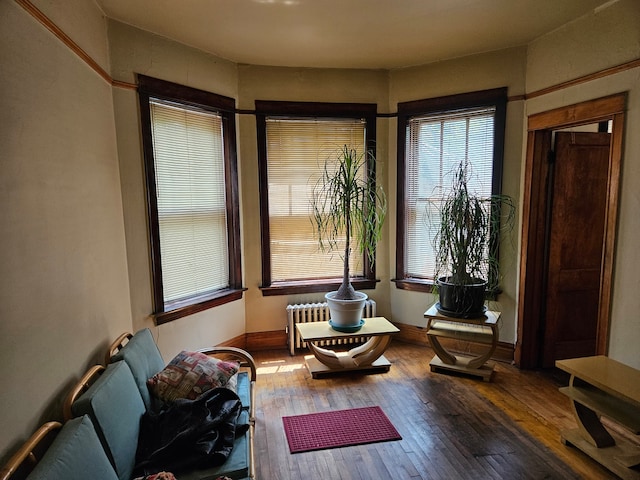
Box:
[2,329,256,480]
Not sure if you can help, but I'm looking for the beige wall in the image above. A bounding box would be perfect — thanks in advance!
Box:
[237,65,392,334]
[108,21,247,361]
[524,0,640,368]
[3,0,640,465]
[387,47,527,343]
[525,0,640,94]
[0,0,131,461]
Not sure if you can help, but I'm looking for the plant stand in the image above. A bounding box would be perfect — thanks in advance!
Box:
[424,304,500,381]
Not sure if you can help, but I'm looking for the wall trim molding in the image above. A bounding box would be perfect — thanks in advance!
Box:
[16,0,640,102]
[215,333,248,350]
[246,330,288,351]
[16,0,111,84]
[15,0,137,90]
[525,59,640,100]
[12,1,636,359]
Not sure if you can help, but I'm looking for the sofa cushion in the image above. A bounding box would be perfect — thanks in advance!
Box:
[110,328,166,410]
[174,410,251,480]
[236,371,250,410]
[71,361,146,480]
[26,415,118,480]
[147,350,239,404]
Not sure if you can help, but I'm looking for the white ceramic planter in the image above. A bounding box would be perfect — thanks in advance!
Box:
[325,291,368,331]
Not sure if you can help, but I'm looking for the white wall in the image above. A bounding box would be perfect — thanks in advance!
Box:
[0,0,131,461]
[2,0,639,466]
[524,0,640,368]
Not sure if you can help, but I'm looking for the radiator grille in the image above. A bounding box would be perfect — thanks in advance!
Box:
[286,299,377,355]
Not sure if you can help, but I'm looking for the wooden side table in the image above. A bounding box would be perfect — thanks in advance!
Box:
[556,356,640,480]
[424,304,500,381]
[295,316,399,378]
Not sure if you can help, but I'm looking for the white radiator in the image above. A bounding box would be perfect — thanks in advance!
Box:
[286,299,377,355]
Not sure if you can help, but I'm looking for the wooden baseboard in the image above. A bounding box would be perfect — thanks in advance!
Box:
[216,333,248,349]
[241,322,515,363]
[245,330,288,351]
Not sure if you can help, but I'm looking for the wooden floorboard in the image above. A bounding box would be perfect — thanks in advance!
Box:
[251,341,635,479]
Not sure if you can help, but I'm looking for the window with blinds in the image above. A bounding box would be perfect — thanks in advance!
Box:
[150,100,229,303]
[405,107,496,280]
[395,88,507,291]
[138,75,242,323]
[265,117,366,282]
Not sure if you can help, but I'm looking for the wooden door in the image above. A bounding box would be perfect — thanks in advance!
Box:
[516,94,625,369]
[542,131,611,367]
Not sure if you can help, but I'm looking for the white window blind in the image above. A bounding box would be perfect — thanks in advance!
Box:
[405,107,495,279]
[150,99,229,304]
[265,117,366,282]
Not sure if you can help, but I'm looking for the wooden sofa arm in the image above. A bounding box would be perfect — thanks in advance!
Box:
[0,422,62,480]
[62,365,105,422]
[105,332,133,365]
[197,346,257,382]
[197,346,257,424]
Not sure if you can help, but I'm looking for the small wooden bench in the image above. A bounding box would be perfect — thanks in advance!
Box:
[556,355,640,480]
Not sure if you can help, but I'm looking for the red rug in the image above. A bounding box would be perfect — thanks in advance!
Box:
[282,406,402,453]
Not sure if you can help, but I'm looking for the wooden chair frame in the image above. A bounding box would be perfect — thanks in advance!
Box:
[62,365,105,421]
[0,422,62,480]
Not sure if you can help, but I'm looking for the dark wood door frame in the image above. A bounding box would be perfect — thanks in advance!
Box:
[515,93,626,368]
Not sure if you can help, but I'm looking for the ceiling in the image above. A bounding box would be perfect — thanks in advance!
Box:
[95,0,612,70]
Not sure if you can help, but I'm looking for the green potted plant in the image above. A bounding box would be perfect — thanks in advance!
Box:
[311,145,387,331]
[432,159,515,318]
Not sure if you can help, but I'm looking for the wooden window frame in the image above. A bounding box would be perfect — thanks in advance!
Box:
[394,87,508,293]
[255,101,378,296]
[138,75,244,324]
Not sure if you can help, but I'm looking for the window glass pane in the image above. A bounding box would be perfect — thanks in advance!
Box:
[150,100,229,303]
[265,118,366,282]
[405,107,495,280]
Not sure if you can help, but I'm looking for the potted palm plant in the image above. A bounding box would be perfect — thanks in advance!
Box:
[432,159,515,318]
[311,145,386,331]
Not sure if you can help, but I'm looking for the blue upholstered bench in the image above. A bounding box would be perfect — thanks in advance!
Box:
[1,329,256,480]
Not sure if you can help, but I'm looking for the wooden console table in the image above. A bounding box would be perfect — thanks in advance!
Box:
[424,304,500,381]
[295,317,399,378]
[556,355,640,480]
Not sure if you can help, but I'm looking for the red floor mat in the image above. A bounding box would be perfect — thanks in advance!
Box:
[282,406,402,453]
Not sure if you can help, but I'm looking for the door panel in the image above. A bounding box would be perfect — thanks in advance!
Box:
[542,131,611,367]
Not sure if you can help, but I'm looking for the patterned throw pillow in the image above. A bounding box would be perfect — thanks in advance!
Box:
[147,351,239,403]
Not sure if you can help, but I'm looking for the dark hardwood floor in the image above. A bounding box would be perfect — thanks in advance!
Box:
[251,341,633,480]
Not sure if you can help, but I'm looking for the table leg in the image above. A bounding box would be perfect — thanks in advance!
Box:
[426,333,457,365]
[569,376,616,448]
[466,325,498,369]
[307,335,392,370]
[426,322,498,369]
